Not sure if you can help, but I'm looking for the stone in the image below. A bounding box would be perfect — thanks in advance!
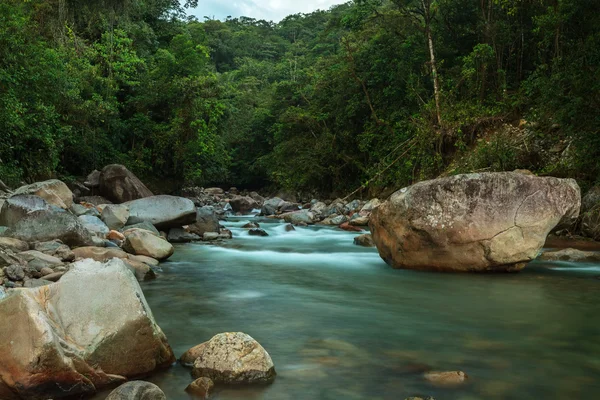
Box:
[0,237,28,252]
[189,332,276,384]
[6,210,95,247]
[125,195,196,230]
[40,267,54,276]
[322,202,345,218]
[242,222,260,229]
[283,210,316,225]
[123,259,157,281]
[370,172,581,272]
[78,195,112,206]
[0,250,26,268]
[339,222,363,232]
[101,204,130,230]
[249,228,269,237]
[344,199,362,213]
[284,224,296,232]
[72,246,128,262]
[218,229,233,239]
[204,187,224,195]
[261,197,284,216]
[128,254,160,267]
[78,215,110,238]
[185,377,214,399]
[538,248,600,263]
[43,271,64,282]
[0,259,174,399]
[84,170,101,188]
[230,195,260,213]
[12,179,73,209]
[360,198,381,213]
[581,185,600,213]
[0,194,62,227]
[105,381,166,400]
[122,221,160,236]
[4,264,25,281]
[321,215,347,225]
[188,206,220,236]
[32,240,74,262]
[423,371,468,387]
[168,228,201,243]
[279,201,300,213]
[203,232,219,241]
[354,234,375,247]
[98,164,153,204]
[349,215,370,226]
[19,250,63,266]
[108,230,126,241]
[70,203,99,217]
[123,230,174,260]
[310,201,328,215]
[23,278,53,288]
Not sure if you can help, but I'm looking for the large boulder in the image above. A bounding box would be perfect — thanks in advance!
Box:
[12,180,73,209]
[6,210,95,247]
[370,172,581,272]
[78,215,110,238]
[189,332,276,384]
[105,381,166,400]
[261,197,284,216]
[0,195,61,227]
[282,210,316,225]
[187,206,220,236]
[0,259,175,399]
[125,195,196,230]
[123,230,174,260]
[99,164,153,204]
[230,195,260,213]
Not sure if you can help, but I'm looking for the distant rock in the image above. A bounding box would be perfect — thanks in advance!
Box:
[99,164,153,203]
[125,195,196,230]
[261,197,284,216]
[249,228,269,237]
[168,228,201,243]
[78,195,112,206]
[12,179,73,209]
[230,195,260,213]
[370,172,581,272]
[190,332,276,384]
[538,248,600,263]
[105,381,166,400]
[84,170,101,189]
[423,371,468,387]
[283,210,316,225]
[188,206,220,236]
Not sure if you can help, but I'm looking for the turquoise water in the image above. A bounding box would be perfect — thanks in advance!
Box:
[99,217,600,399]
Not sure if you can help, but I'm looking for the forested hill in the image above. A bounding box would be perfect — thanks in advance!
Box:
[1,0,598,198]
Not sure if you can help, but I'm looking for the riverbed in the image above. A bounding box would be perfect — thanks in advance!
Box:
[103,217,600,399]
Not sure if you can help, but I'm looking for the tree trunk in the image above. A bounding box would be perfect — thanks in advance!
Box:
[422,0,442,127]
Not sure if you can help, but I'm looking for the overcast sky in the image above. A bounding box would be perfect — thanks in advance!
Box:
[187,0,346,22]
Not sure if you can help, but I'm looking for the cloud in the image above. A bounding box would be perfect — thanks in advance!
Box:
[188,0,346,22]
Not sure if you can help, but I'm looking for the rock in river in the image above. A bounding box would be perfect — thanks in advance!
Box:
[370,172,581,272]
[538,248,600,263]
[0,258,175,399]
[105,381,166,400]
[125,195,196,230]
[188,332,276,384]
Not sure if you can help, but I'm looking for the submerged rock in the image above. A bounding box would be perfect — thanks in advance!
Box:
[249,228,269,237]
[185,377,214,399]
[423,371,468,387]
[370,172,581,272]
[105,381,166,400]
[190,332,276,384]
[538,248,600,263]
[0,259,175,399]
[354,234,375,247]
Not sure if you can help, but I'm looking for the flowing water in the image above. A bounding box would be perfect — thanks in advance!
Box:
[100,217,600,399]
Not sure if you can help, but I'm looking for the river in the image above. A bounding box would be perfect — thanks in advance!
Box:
[101,216,600,399]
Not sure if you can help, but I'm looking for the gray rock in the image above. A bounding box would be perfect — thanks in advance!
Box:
[344,199,362,213]
[538,248,600,263]
[167,228,201,243]
[78,195,112,205]
[203,232,219,241]
[6,210,95,247]
[99,164,153,204]
[70,203,100,217]
[32,240,75,262]
[0,195,63,227]
[283,210,316,225]
[261,197,284,216]
[370,172,581,272]
[12,179,73,209]
[188,206,220,236]
[122,221,160,235]
[105,381,166,400]
[23,278,53,288]
[84,170,101,188]
[101,204,130,230]
[78,215,110,238]
[249,228,269,237]
[125,195,196,230]
[4,264,25,281]
[230,195,260,213]
[0,237,29,253]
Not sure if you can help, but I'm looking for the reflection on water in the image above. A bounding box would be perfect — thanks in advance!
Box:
[95,217,600,399]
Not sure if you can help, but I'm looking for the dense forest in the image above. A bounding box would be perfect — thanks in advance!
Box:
[1,0,598,197]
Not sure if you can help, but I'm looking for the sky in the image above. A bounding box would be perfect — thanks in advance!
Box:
[187,0,346,22]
